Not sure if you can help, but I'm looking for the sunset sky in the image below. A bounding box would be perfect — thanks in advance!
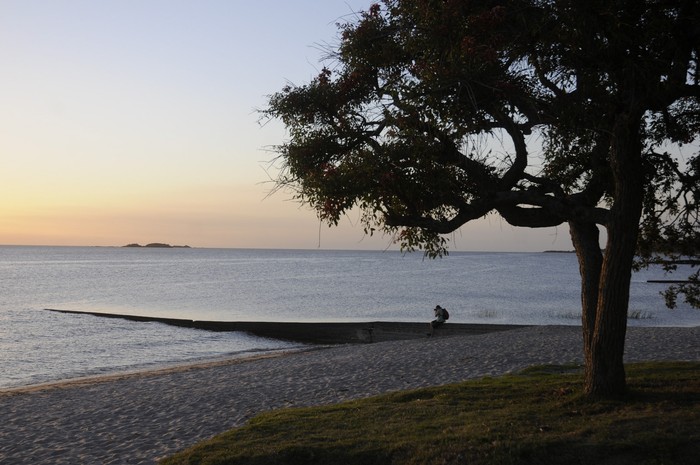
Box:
[0,0,576,252]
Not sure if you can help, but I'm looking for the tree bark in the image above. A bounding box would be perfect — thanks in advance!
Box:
[585,113,645,397]
[569,221,603,385]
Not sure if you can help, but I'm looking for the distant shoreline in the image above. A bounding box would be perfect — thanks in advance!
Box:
[122,243,191,248]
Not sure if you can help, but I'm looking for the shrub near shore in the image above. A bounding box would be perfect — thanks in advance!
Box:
[161,362,700,465]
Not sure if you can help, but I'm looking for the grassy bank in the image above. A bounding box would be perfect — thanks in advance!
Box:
[161,362,699,465]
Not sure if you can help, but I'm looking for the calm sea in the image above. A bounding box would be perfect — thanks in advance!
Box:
[1,246,698,389]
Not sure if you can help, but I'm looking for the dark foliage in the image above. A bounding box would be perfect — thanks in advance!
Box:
[263,0,699,396]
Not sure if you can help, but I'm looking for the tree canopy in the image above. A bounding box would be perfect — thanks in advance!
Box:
[264,0,699,396]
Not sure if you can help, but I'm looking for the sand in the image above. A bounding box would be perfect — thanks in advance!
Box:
[1,325,698,464]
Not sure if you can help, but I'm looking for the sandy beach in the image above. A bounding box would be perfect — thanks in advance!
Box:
[1,324,698,464]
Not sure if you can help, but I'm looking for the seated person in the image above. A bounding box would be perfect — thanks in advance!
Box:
[429,305,449,335]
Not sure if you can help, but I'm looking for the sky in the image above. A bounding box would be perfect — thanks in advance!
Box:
[0,0,576,252]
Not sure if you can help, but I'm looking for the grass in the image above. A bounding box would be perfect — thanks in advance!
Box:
[550,310,654,320]
[627,310,654,320]
[160,362,699,465]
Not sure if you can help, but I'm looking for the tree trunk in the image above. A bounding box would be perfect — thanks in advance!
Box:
[584,113,645,398]
[569,221,603,386]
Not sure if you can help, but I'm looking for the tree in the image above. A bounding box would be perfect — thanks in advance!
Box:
[263,0,700,397]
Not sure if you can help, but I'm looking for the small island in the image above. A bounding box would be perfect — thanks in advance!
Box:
[123,243,191,248]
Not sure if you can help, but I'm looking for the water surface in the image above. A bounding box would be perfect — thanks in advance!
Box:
[1,246,697,388]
